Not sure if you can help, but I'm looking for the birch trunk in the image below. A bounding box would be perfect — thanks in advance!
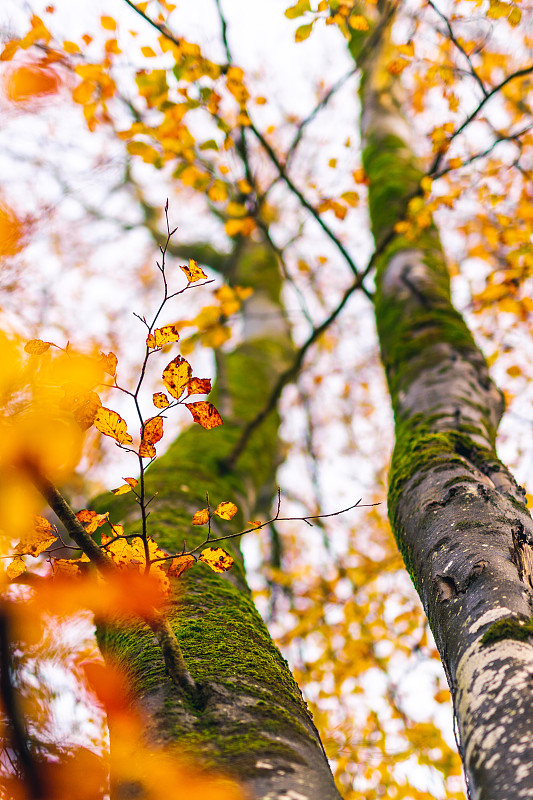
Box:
[350,4,533,798]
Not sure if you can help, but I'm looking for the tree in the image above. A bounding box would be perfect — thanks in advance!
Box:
[0,1,532,799]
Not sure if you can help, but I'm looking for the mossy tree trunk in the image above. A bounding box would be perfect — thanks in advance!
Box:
[350,4,533,798]
[94,239,342,800]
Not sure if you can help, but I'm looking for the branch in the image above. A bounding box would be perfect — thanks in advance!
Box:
[248,120,362,278]
[121,0,181,49]
[0,606,44,799]
[430,63,533,174]
[27,469,198,699]
[425,0,487,98]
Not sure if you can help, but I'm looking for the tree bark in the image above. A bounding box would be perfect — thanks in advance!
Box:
[94,239,342,800]
[350,5,533,799]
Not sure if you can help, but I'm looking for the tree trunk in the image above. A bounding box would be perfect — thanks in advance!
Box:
[94,239,342,800]
[351,5,533,799]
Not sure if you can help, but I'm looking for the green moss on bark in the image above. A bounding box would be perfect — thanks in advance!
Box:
[481,617,533,646]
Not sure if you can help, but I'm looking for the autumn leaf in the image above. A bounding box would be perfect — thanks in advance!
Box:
[187,377,211,395]
[7,557,25,579]
[111,478,138,496]
[186,401,223,430]
[70,389,102,431]
[5,64,60,103]
[101,534,170,593]
[168,554,195,577]
[214,501,237,520]
[199,547,234,573]
[248,520,262,529]
[153,392,170,408]
[180,258,207,283]
[95,407,133,445]
[100,351,118,376]
[146,324,180,349]
[192,508,210,525]
[162,355,192,399]
[294,22,314,42]
[53,559,82,578]
[24,339,52,355]
[139,416,164,458]
[76,510,108,534]
[16,515,57,557]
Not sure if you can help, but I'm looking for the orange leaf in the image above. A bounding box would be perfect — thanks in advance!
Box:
[124,477,138,488]
[180,258,207,283]
[187,377,211,395]
[162,355,192,400]
[214,501,237,520]
[100,351,118,376]
[100,15,117,30]
[140,416,163,458]
[248,520,262,529]
[168,554,195,577]
[52,559,81,577]
[199,547,234,573]
[146,324,180,349]
[192,508,209,525]
[153,392,170,408]
[76,510,108,534]
[95,407,133,445]
[24,339,52,355]
[186,401,223,430]
[5,64,60,103]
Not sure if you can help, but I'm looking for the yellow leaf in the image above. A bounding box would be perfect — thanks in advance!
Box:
[112,483,135,496]
[294,22,314,41]
[63,40,81,54]
[186,401,223,430]
[95,407,133,445]
[168,554,195,577]
[348,14,369,30]
[248,520,262,529]
[17,515,57,557]
[146,324,180,349]
[24,339,52,355]
[340,191,359,207]
[285,0,311,19]
[7,557,25,579]
[101,15,117,30]
[180,259,207,283]
[508,6,521,24]
[224,217,255,237]
[398,41,415,57]
[162,355,192,399]
[214,501,238,520]
[141,46,157,57]
[153,392,170,408]
[192,508,210,525]
[199,547,234,573]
